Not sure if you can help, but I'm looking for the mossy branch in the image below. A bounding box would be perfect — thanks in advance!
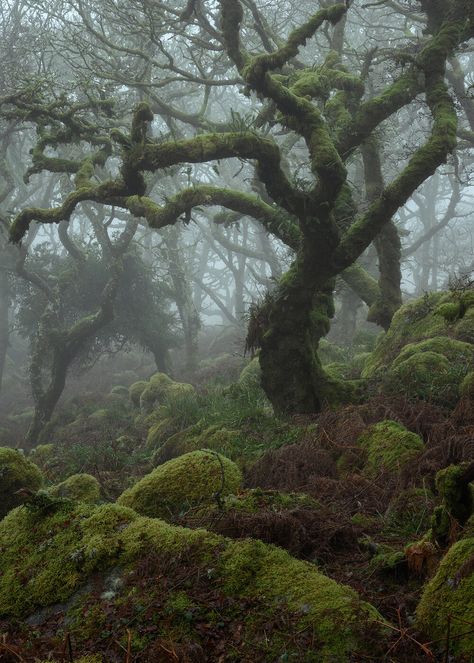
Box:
[331,20,463,275]
[126,186,301,248]
[243,4,346,79]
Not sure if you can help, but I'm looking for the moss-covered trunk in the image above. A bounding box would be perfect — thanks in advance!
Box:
[257,261,342,414]
[25,347,69,449]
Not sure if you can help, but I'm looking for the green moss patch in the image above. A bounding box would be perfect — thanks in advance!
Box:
[0,447,43,519]
[0,501,383,660]
[117,450,242,518]
[357,421,424,475]
[416,537,474,658]
[49,473,101,504]
[362,291,474,391]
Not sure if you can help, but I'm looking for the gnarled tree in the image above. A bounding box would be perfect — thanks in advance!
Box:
[6,0,474,414]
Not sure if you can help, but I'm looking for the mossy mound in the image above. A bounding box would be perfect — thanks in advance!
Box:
[128,380,148,407]
[139,372,174,412]
[238,356,262,390]
[363,292,474,404]
[357,421,424,475]
[117,450,242,518]
[431,463,474,543]
[416,537,474,658]
[383,337,474,405]
[0,447,43,519]
[139,373,195,413]
[49,473,101,504]
[0,501,383,660]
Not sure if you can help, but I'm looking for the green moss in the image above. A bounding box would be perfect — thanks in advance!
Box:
[49,473,101,504]
[386,350,464,405]
[196,488,321,519]
[146,417,176,449]
[350,513,378,529]
[219,538,380,659]
[139,374,194,413]
[460,371,474,398]
[416,537,474,658]
[368,544,406,574]
[358,421,424,475]
[392,336,474,366]
[365,291,474,388]
[323,361,346,381]
[238,356,262,391]
[0,498,382,659]
[453,306,474,344]
[350,352,371,376]
[435,301,461,322]
[431,464,474,543]
[362,292,446,378]
[128,380,148,407]
[0,447,43,519]
[117,450,242,519]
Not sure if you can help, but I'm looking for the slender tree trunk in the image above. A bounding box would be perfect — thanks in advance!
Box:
[26,347,69,448]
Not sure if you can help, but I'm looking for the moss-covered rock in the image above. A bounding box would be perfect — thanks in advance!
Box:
[238,356,262,390]
[117,450,242,518]
[49,473,101,504]
[358,421,424,475]
[128,380,148,407]
[387,351,454,404]
[139,372,174,412]
[363,292,474,397]
[416,537,474,658]
[392,336,473,367]
[0,501,383,660]
[431,464,474,543]
[0,447,43,519]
